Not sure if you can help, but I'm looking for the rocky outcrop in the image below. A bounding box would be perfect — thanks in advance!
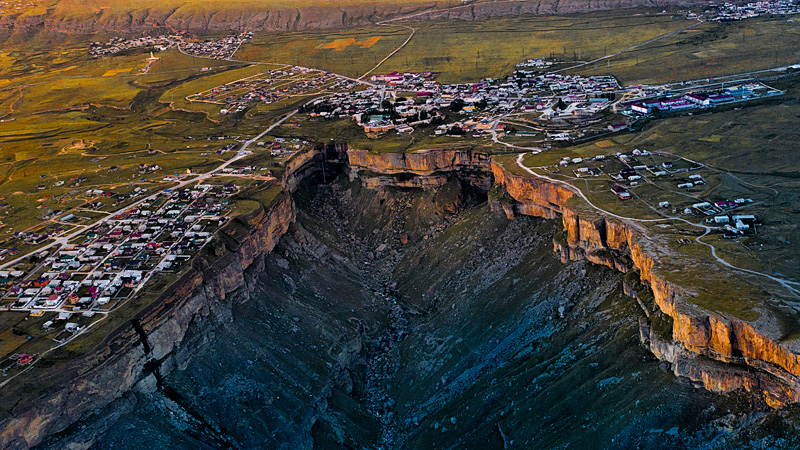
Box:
[347,148,492,191]
[282,148,323,192]
[348,148,490,176]
[490,160,800,408]
[0,0,711,37]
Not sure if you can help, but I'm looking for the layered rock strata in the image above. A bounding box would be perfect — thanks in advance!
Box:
[348,147,800,408]
[347,148,492,191]
[490,160,800,409]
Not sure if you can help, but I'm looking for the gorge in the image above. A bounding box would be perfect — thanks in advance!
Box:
[2,147,799,449]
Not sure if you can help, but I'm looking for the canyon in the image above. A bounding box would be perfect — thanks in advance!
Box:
[1,147,799,449]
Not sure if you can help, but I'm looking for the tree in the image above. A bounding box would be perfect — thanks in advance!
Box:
[420,110,428,121]
[449,98,465,112]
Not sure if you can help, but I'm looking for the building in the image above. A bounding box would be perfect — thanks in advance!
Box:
[660,98,695,111]
[685,93,710,106]
[608,122,628,132]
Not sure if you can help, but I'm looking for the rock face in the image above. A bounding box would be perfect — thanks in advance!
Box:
[348,148,492,192]
[0,155,319,449]
[5,146,800,448]
[491,160,800,408]
[0,0,710,36]
[348,148,490,176]
[345,148,800,409]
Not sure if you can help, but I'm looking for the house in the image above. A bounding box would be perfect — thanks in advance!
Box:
[396,124,414,134]
[363,120,395,133]
[608,123,627,132]
[660,98,694,111]
[709,94,735,104]
[370,72,404,83]
[685,93,710,106]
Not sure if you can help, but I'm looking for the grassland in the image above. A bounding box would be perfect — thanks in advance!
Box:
[502,75,800,326]
[236,12,694,83]
[572,15,800,85]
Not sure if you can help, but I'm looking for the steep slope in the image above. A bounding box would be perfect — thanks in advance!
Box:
[0,0,709,36]
[44,170,800,450]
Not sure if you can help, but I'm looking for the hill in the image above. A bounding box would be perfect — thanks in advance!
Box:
[0,0,709,37]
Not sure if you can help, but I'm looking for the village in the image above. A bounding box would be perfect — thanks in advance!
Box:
[0,127,312,375]
[1,183,234,307]
[297,57,785,145]
[531,147,764,241]
[704,0,800,21]
[89,32,253,60]
[0,181,246,373]
[298,65,622,140]
[188,66,360,114]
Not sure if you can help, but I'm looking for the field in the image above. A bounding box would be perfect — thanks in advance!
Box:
[572,16,800,84]
[236,12,695,83]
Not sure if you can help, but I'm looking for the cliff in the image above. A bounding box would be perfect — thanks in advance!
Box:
[0,0,710,36]
[344,147,800,408]
[490,160,800,409]
[347,148,492,191]
[348,148,491,176]
[0,150,325,449]
[5,144,800,447]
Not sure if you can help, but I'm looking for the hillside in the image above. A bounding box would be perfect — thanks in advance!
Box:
[0,0,709,37]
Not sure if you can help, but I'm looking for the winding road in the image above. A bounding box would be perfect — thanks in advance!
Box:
[513,153,800,296]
